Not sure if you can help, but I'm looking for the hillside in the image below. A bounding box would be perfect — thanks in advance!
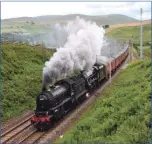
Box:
[106,24,151,45]
[33,14,139,25]
[2,14,138,26]
[106,20,151,34]
[106,24,151,59]
[58,60,150,143]
[2,14,138,33]
[2,43,54,121]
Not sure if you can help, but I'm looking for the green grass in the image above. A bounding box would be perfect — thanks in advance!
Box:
[57,60,150,143]
[132,45,150,59]
[106,24,151,60]
[106,24,151,45]
[143,46,151,58]
[138,46,150,59]
[1,42,55,121]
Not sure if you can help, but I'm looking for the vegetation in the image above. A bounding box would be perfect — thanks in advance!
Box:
[106,24,150,45]
[103,25,110,29]
[58,60,150,143]
[133,45,151,59]
[1,42,54,121]
[106,24,151,59]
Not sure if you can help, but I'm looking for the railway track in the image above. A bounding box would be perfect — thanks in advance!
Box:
[1,111,33,133]
[19,130,45,144]
[1,111,50,144]
[8,127,42,144]
[1,112,34,144]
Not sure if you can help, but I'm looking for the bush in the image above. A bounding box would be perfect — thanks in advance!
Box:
[2,42,54,121]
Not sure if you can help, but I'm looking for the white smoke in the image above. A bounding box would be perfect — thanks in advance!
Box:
[101,37,126,57]
[42,16,105,89]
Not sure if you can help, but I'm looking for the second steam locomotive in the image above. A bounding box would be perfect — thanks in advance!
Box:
[31,46,129,131]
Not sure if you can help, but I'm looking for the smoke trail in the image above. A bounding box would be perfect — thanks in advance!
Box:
[42,16,105,89]
[101,37,125,57]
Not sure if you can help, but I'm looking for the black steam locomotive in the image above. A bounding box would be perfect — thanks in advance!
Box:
[31,63,107,131]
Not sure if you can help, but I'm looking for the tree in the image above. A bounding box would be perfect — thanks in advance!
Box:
[104,25,109,29]
[31,21,35,25]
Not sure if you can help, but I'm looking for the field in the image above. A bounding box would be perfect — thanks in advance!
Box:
[1,43,54,121]
[105,20,150,34]
[57,60,150,143]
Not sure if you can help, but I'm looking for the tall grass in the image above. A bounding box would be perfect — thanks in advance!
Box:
[2,43,54,121]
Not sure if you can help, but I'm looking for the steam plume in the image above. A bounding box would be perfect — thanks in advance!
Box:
[42,16,105,89]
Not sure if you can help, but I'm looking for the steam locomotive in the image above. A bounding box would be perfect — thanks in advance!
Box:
[31,46,129,131]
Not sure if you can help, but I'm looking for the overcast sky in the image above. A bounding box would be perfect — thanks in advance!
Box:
[1,2,151,20]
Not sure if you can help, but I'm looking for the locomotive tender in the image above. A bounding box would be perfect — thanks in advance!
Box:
[31,46,129,131]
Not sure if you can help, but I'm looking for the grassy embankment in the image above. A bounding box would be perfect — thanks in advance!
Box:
[57,24,151,143]
[2,43,55,121]
[106,24,151,59]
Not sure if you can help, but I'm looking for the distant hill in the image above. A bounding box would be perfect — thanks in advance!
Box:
[2,14,139,27]
[1,14,139,46]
